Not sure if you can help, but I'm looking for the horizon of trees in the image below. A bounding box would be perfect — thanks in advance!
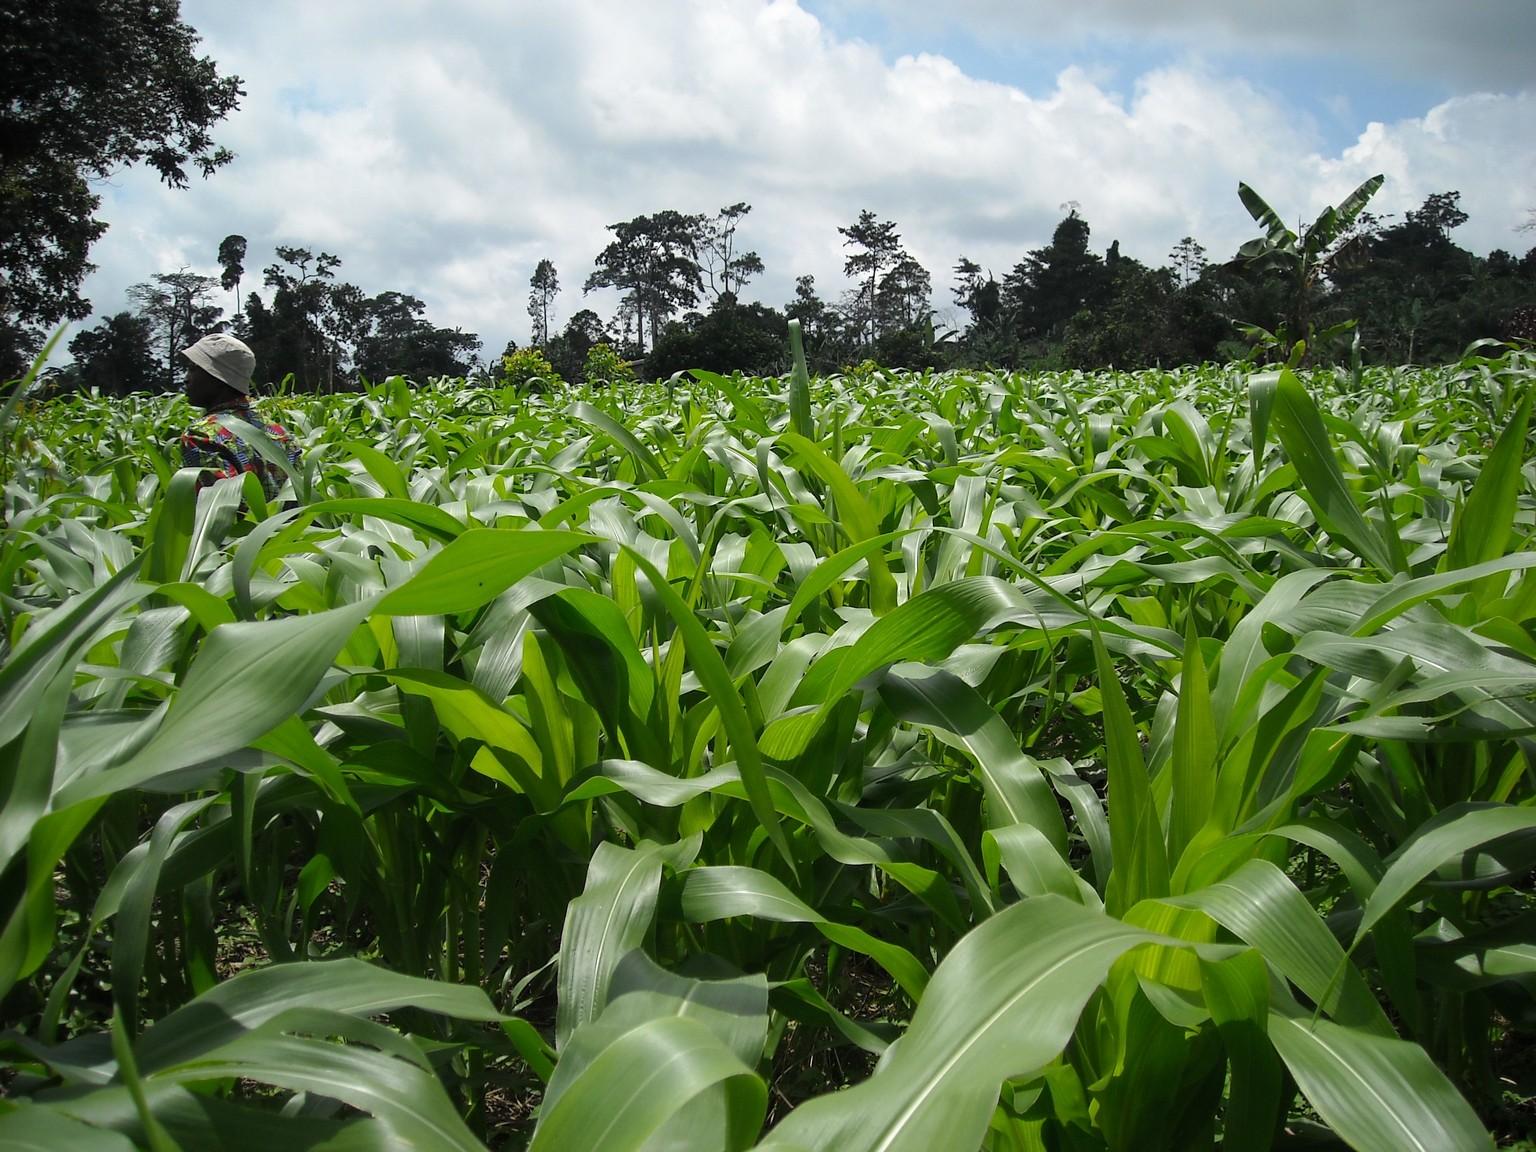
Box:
[48,189,1536,397]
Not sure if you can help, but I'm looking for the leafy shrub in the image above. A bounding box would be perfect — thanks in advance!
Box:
[502,347,563,390]
[582,341,634,387]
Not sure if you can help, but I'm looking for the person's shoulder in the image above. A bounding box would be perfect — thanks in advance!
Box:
[201,412,238,435]
[182,412,223,439]
[253,407,297,439]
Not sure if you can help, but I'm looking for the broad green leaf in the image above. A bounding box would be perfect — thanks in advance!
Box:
[787,319,814,440]
[1094,630,1169,914]
[880,665,1067,853]
[570,401,665,483]
[779,432,896,612]
[1270,368,1397,573]
[54,600,373,807]
[1355,803,1536,950]
[760,897,1155,1152]
[1164,858,1390,1035]
[386,669,554,802]
[1168,621,1216,861]
[763,577,1029,759]
[1200,949,1282,1150]
[530,1015,764,1152]
[0,557,147,748]
[377,527,591,616]
[624,548,797,877]
[1269,996,1489,1152]
[148,1023,485,1152]
[1237,183,1295,249]
[557,842,668,1049]
[135,957,507,1073]
[679,866,929,1000]
[1443,388,1532,573]
[0,1105,138,1151]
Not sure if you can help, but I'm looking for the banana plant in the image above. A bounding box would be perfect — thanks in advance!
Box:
[1234,174,1385,358]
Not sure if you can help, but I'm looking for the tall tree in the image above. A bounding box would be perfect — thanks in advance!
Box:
[350,291,480,383]
[1168,236,1208,288]
[1003,209,1110,341]
[0,0,243,376]
[1408,191,1469,241]
[876,253,931,333]
[217,234,248,325]
[953,257,1005,358]
[786,275,829,340]
[648,296,787,380]
[697,202,765,301]
[544,308,610,382]
[127,270,223,389]
[1329,189,1485,363]
[584,211,703,356]
[839,210,902,345]
[528,259,559,346]
[248,247,341,389]
[66,311,158,395]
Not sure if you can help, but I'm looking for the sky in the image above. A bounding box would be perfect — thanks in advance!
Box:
[79,0,1536,360]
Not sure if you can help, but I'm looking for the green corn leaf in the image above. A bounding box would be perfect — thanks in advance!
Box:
[0,556,147,748]
[679,866,929,1000]
[387,669,556,803]
[762,576,1028,759]
[530,1014,764,1152]
[1270,368,1399,573]
[570,400,666,482]
[1354,803,1536,951]
[377,527,591,616]
[982,822,1095,905]
[53,600,373,807]
[342,439,410,501]
[879,665,1067,854]
[0,1105,138,1151]
[1443,388,1532,573]
[623,548,797,878]
[1200,949,1283,1150]
[779,432,895,613]
[557,842,669,1049]
[134,957,508,1073]
[1269,994,1489,1152]
[1168,621,1216,862]
[760,896,1156,1152]
[1248,371,1278,466]
[1093,630,1169,914]
[1164,858,1391,1035]
[147,1024,485,1152]
[787,319,814,440]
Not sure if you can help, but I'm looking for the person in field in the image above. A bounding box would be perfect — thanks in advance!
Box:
[178,333,301,502]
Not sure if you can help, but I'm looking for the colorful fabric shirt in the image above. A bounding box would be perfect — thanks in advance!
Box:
[179,401,302,502]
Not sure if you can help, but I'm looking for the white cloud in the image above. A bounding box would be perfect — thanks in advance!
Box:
[77,0,1536,363]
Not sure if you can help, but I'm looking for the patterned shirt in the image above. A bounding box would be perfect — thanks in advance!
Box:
[179,401,302,502]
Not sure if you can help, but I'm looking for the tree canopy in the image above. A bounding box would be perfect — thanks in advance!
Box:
[0,0,243,376]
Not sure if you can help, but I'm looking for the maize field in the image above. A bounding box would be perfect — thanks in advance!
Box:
[0,341,1533,1150]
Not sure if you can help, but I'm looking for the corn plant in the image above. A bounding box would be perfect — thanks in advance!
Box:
[0,344,1532,1150]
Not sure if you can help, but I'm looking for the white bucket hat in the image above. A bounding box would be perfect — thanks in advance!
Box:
[181,333,256,394]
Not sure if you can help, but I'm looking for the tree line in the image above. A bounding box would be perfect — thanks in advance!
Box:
[4,3,1533,392]
[49,186,1536,396]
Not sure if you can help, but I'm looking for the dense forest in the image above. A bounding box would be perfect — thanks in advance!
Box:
[45,190,1536,395]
